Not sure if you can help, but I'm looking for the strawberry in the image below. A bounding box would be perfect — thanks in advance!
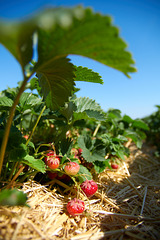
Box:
[111,163,119,169]
[45,152,60,170]
[67,198,85,216]
[80,179,98,198]
[64,162,80,176]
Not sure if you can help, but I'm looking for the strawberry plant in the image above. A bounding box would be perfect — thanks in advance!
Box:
[143,105,160,154]
[0,5,141,206]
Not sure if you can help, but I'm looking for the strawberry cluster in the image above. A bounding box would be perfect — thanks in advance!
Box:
[44,148,98,217]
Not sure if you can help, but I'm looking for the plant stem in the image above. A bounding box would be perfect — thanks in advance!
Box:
[26,105,46,146]
[93,123,101,137]
[8,162,19,181]
[0,76,29,175]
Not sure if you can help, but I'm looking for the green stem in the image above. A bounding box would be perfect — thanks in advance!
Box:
[0,76,30,175]
[26,105,46,146]
[8,162,19,181]
[93,123,101,137]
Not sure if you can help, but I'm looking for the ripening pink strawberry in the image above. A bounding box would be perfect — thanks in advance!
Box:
[67,198,85,216]
[80,179,98,198]
[45,152,60,170]
[64,162,80,175]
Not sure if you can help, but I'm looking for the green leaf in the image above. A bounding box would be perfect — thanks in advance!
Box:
[37,57,75,110]
[19,92,42,110]
[122,115,133,123]
[107,109,122,120]
[22,155,46,173]
[72,97,105,121]
[73,110,105,122]
[78,136,94,162]
[0,189,28,206]
[0,6,136,77]
[0,126,24,152]
[93,159,110,173]
[0,21,34,72]
[74,66,103,84]
[27,141,35,150]
[9,143,28,161]
[36,7,136,77]
[73,97,102,112]
[0,96,14,110]
[112,135,128,142]
[78,135,105,162]
[78,165,92,182]
[132,119,149,131]
[116,150,126,161]
[124,130,143,148]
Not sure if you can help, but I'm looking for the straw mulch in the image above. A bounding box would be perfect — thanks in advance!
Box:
[0,142,160,240]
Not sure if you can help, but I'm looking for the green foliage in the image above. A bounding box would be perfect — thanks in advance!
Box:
[37,57,75,110]
[74,66,103,84]
[22,155,46,173]
[143,105,160,153]
[0,5,140,190]
[0,189,28,206]
[78,165,92,182]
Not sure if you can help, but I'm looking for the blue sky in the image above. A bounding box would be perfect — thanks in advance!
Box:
[0,0,160,119]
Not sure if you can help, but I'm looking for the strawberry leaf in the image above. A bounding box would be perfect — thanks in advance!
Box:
[73,97,105,121]
[37,57,75,110]
[123,129,143,148]
[22,155,46,173]
[78,135,106,163]
[74,66,103,84]
[0,96,14,111]
[0,189,28,206]
[93,160,110,173]
[132,119,149,131]
[73,97,102,112]
[78,165,92,182]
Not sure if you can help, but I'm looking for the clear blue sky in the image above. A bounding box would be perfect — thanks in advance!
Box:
[0,0,160,119]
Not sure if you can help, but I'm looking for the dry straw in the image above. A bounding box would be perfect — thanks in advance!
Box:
[0,143,160,240]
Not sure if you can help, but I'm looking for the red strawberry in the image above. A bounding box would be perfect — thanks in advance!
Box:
[64,162,80,176]
[80,180,98,198]
[45,152,60,170]
[111,163,119,169]
[67,198,85,216]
